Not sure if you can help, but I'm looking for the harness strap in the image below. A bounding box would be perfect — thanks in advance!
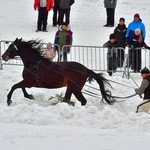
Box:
[34,60,41,86]
[24,60,42,87]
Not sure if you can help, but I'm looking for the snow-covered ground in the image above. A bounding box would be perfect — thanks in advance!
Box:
[0,0,150,150]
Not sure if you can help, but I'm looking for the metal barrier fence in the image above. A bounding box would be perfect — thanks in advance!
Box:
[0,40,150,79]
[62,45,125,72]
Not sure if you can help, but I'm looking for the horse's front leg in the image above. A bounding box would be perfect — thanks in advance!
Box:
[7,81,29,106]
[22,88,34,99]
[7,83,19,106]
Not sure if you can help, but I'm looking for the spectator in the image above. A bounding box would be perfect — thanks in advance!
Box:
[43,42,56,61]
[135,67,150,113]
[126,13,146,42]
[34,0,54,32]
[52,0,60,27]
[103,33,118,76]
[59,0,74,25]
[127,28,144,73]
[54,22,73,61]
[103,0,117,27]
[114,17,127,67]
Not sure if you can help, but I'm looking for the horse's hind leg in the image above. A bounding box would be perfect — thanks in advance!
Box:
[73,91,87,106]
[22,88,34,99]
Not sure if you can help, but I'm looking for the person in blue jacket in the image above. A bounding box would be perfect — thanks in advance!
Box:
[126,13,146,43]
[126,13,146,72]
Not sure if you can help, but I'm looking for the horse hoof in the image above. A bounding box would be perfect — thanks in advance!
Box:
[63,99,75,106]
[28,95,35,99]
[7,100,13,106]
[110,100,115,105]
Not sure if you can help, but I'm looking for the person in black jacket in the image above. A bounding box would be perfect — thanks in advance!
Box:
[53,0,60,27]
[103,33,118,76]
[58,0,74,25]
[114,17,127,67]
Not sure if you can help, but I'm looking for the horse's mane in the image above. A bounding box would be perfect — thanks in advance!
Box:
[19,39,44,55]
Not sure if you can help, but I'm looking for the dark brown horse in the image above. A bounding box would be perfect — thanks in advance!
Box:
[2,38,115,106]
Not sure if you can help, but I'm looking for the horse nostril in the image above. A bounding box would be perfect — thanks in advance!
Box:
[2,55,9,61]
[5,56,10,61]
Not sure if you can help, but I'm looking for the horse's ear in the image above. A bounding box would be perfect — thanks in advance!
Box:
[14,38,22,44]
[19,38,22,42]
[14,38,19,44]
[15,38,18,41]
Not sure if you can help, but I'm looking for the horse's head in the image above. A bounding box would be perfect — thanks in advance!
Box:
[2,38,21,61]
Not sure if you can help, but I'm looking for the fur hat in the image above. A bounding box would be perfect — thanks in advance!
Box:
[134,13,140,18]
[141,67,150,74]
[109,33,116,39]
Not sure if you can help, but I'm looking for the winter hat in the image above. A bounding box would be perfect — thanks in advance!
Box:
[47,42,52,49]
[134,28,141,34]
[119,17,125,22]
[134,13,140,18]
[109,33,116,40]
[141,67,150,74]
[61,22,68,27]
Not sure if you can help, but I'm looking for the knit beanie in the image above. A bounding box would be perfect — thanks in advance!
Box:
[109,33,116,40]
[135,28,141,34]
[47,42,52,49]
[141,67,150,74]
[134,13,140,18]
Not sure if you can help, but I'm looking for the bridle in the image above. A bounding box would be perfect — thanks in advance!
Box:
[13,43,19,51]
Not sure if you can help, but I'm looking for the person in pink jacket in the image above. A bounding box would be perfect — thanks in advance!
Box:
[43,42,56,60]
[34,0,54,32]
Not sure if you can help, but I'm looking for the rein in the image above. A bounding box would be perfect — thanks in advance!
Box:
[85,79,138,102]
[107,79,136,89]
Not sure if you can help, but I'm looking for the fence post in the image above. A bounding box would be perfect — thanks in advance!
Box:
[0,41,3,70]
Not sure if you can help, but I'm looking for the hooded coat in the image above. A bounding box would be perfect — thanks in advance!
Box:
[126,19,146,42]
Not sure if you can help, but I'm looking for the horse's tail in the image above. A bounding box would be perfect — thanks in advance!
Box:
[87,69,115,105]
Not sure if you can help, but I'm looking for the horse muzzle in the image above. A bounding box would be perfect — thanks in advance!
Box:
[2,55,10,61]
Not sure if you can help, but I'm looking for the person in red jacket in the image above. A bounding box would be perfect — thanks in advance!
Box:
[34,0,54,32]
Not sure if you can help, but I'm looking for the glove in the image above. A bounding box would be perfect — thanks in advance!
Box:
[144,44,150,50]
[128,44,135,50]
